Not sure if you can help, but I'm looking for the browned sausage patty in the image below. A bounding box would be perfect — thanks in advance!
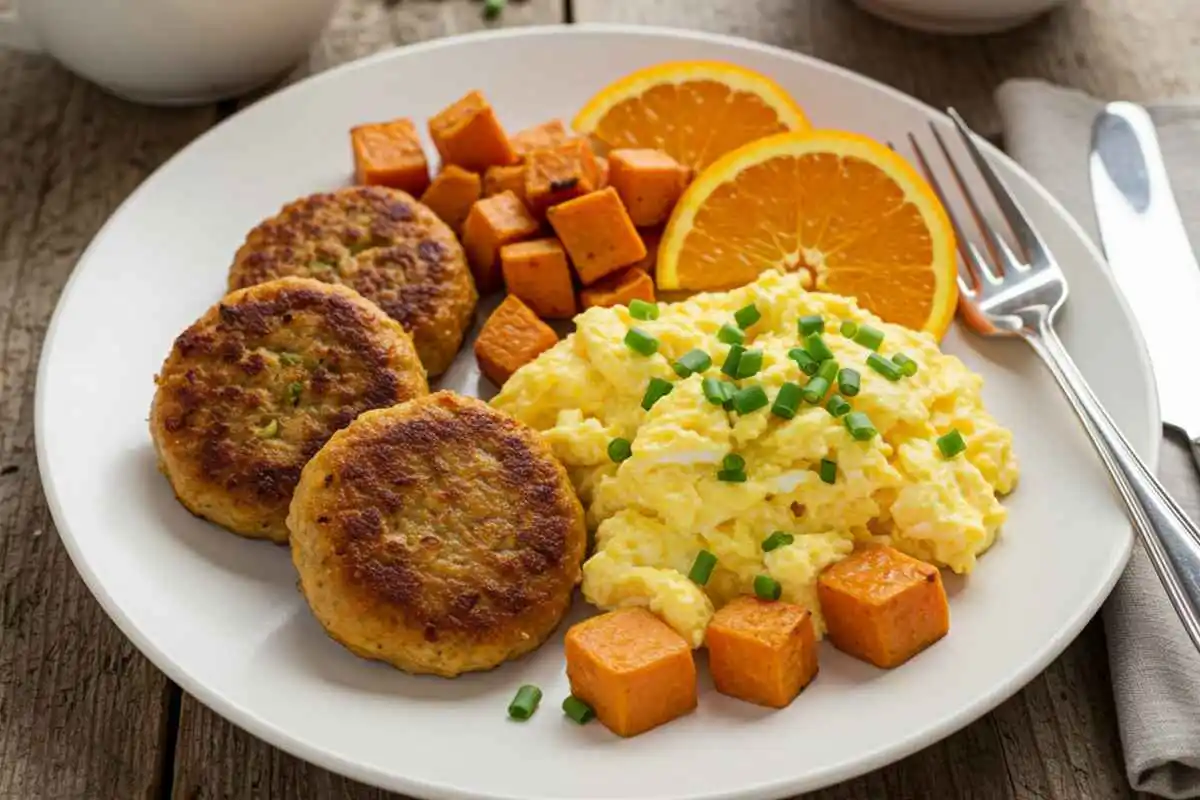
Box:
[288,391,586,677]
[227,186,477,377]
[150,277,428,543]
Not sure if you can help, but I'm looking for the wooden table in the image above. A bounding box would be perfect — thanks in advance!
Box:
[2,1,1198,797]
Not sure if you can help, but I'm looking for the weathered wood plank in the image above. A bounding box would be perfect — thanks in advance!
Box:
[0,50,218,799]
[169,2,564,797]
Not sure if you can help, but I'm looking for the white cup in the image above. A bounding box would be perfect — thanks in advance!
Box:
[0,0,339,105]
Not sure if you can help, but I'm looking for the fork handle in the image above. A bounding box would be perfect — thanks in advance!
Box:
[1027,322,1200,652]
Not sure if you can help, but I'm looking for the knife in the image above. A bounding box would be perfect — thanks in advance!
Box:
[1090,102,1200,469]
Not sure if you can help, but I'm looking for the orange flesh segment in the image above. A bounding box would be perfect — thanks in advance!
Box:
[672,150,943,332]
[590,80,795,172]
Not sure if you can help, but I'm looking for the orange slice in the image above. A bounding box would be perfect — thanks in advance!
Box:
[657,131,958,337]
[572,61,810,173]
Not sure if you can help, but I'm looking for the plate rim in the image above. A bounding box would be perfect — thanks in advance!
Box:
[34,23,1160,800]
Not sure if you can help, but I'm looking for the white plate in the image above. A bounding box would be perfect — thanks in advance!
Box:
[36,25,1156,800]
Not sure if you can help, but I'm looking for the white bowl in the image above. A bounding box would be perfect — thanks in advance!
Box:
[852,0,1068,34]
[2,0,339,105]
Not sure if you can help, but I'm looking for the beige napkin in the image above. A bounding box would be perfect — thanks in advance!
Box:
[996,79,1200,799]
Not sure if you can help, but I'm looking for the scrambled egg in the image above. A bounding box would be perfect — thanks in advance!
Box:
[492,270,1018,647]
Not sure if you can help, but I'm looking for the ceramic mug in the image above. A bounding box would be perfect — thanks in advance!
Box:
[0,0,339,105]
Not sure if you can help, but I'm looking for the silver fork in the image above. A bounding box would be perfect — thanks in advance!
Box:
[908,110,1200,653]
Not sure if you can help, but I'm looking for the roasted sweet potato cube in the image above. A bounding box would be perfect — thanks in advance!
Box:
[428,90,517,172]
[419,164,481,234]
[461,191,539,293]
[547,187,646,285]
[565,608,697,738]
[483,164,527,203]
[524,139,600,216]
[817,545,950,669]
[607,149,689,227]
[473,295,558,385]
[596,156,610,189]
[706,597,819,708]
[579,267,655,310]
[500,238,576,319]
[350,118,430,195]
[510,119,573,160]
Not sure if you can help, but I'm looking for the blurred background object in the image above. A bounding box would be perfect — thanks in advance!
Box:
[0,0,339,104]
[850,0,1069,34]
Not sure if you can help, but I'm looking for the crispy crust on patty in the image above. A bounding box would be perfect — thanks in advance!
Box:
[150,277,428,543]
[288,391,586,677]
[227,186,477,377]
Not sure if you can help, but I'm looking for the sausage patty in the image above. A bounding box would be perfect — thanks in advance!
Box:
[227,186,477,377]
[150,277,428,543]
[287,391,587,677]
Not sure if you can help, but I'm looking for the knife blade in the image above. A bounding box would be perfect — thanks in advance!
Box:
[1090,101,1200,462]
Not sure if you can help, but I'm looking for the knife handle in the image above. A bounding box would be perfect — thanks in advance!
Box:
[1029,322,1200,653]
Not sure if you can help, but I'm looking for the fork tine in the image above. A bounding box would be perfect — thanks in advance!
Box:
[926,122,1015,279]
[905,132,987,292]
[960,240,991,295]
[946,108,1047,266]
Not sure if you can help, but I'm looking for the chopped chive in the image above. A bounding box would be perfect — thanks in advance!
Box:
[721,344,745,378]
[483,0,506,19]
[717,468,747,483]
[641,377,673,411]
[892,353,919,376]
[624,327,659,356]
[826,394,852,417]
[689,550,718,584]
[702,376,735,406]
[673,349,712,377]
[840,320,859,338]
[819,458,837,484]
[938,428,967,458]
[844,411,878,441]
[798,315,825,336]
[723,453,746,472]
[817,359,839,384]
[761,531,794,552]
[735,348,763,379]
[803,333,834,362]
[508,685,542,720]
[754,574,782,601]
[254,419,279,439]
[629,299,659,321]
[279,352,302,366]
[867,352,903,381]
[717,323,745,346]
[801,376,830,405]
[607,438,632,463]
[734,303,761,329]
[732,385,769,415]
[838,368,861,397]
[562,695,595,725]
[854,325,885,351]
[771,382,803,419]
[788,347,820,376]
[286,381,303,406]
